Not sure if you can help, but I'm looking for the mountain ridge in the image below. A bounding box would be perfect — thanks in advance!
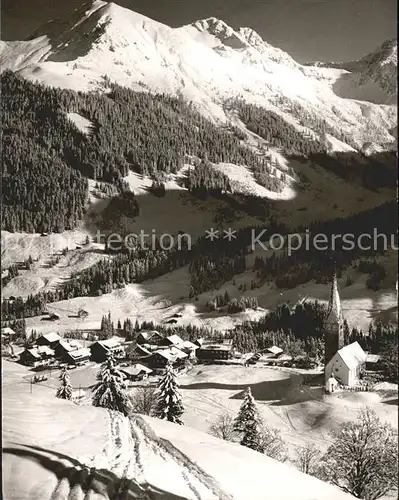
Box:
[0,0,396,151]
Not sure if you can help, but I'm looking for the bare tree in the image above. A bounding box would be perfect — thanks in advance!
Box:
[209,412,236,441]
[130,385,158,416]
[259,425,287,462]
[319,407,398,500]
[294,444,322,475]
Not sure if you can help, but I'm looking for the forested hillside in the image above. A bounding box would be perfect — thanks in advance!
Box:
[234,99,327,156]
[1,72,283,232]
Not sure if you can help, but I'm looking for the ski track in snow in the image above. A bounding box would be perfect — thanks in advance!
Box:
[69,410,233,500]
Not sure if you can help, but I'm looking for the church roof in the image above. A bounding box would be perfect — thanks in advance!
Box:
[326,270,343,322]
[337,342,367,370]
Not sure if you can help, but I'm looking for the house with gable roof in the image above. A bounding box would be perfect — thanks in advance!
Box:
[36,332,62,349]
[136,330,163,346]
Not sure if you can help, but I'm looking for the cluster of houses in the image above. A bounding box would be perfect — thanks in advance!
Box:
[16,329,236,375]
[19,332,92,368]
[128,331,234,370]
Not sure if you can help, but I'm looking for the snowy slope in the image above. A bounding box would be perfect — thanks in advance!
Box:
[3,361,356,500]
[0,0,396,150]
[311,38,397,104]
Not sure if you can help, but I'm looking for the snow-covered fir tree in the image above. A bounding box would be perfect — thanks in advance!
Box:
[233,386,263,452]
[92,353,131,416]
[155,362,184,424]
[56,367,72,400]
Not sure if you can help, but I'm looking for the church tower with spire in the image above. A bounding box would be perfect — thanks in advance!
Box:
[324,269,344,367]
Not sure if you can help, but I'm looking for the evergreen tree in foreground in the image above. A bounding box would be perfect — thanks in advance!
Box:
[233,387,263,452]
[92,353,131,416]
[56,367,72,400]
[155,362,184,424]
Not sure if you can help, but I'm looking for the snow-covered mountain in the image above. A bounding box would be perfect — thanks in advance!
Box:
[0,0,396,150]
[308,38,397,105]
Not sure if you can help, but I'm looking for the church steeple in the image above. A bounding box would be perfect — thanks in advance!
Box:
[327,267,343,323]
[324,267,344,369]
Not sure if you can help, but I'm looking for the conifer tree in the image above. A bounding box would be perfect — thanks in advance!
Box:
[155,362,184,424]
[56,367,72,400]
[92,353,131,416]
[233,387,263,452]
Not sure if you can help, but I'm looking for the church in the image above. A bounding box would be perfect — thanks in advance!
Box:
[324,271,367,388]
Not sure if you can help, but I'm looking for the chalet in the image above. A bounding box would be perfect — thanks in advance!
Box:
[136,330,163,346]
[196,342,233,361]
[19,346,55,367]
[160,334,184,347]
[325,342,367,387]
[54,339,83,361]
[120,364,153,381]
[147,347,188,369]
[127,344,152,360]
[36,332,61,349]
[90,338,125,363]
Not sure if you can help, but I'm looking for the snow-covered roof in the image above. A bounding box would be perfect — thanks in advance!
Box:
[26,346,55,358]
[138,330,162,341]
[200,343,232,351]
[165,334,184,345]
[133,345,152,356]
[2,327,16,335]
[26,349,41,360]
[57,339,83,351]
[337,342,367,370]
[66,348,91,360]
[121,364,153,376]
[97,338,124,349]
[155,347,188,361]
[180,340,198,350]
[365,353,381,364]
[40,332,61,343]
[266,346,283,355]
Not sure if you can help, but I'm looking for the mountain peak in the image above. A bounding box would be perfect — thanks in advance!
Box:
[190,17,248,50]
[192,17,234,34]
[238,27,268,49]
